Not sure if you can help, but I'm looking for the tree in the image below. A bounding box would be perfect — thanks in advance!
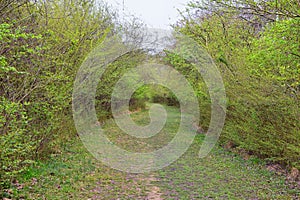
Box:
[170,0,300,169]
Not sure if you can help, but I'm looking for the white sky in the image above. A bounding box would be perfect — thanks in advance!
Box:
[103,0,190,29]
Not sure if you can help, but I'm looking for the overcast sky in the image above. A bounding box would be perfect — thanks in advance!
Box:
[103,0,191,29]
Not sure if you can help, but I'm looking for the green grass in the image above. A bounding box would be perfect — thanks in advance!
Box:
[157,136,299,199]
[3,105,299,199]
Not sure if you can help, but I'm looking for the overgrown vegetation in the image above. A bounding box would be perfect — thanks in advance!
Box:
[1,0,299,197]
[2,107,299,199]
[167,0,300,169]
[0,0,114,189]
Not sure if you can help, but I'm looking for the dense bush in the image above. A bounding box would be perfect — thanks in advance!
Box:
[0,21,52,187]
[95,51,148,120]
[170,0,300,169]
[1,0,299,193]
[0,0,114,189]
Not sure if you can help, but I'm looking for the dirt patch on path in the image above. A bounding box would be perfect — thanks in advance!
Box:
[145,175,163,200]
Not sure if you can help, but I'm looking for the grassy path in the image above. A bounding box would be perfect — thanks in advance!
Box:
[5,106,299,199]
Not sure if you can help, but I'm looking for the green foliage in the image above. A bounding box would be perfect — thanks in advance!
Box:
[173,0,300,169]
[0,0,115,190]
[0,98,35,188]
[163,52,211,128]
[249,18,300,94]
[95,51,148,120]
[0,22,46,188]
[1,0,299,194]
[6,107,298,199]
